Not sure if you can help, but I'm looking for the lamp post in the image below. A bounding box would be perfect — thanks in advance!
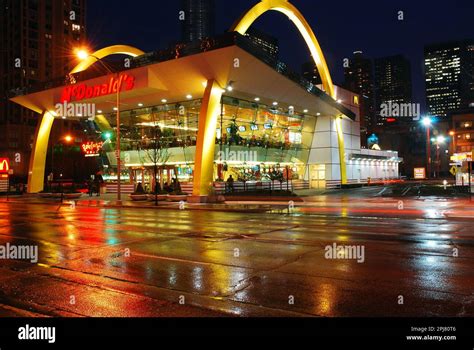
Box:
[116,83,121,201]
[76,49,122,201]
[422,117,432,179]
[433,135,446,178]
[449,130,456,155]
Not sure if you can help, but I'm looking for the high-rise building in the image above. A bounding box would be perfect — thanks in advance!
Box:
[449,108,474,154]
[372,55,419,177]
[301,61,321,86]
[344,51,375,137]
[375,55,413,125]
[424,40,474,118]
[0,0,87,180]
[245,27,279,59]
[181,0,215,43]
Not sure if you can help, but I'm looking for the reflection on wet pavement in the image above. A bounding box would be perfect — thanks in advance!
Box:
[0,198,473,317]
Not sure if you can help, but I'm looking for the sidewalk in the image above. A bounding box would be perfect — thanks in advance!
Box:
[1,193,281,213]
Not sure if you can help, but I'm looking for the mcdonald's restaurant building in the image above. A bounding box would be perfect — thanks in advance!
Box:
[10,4,401,199]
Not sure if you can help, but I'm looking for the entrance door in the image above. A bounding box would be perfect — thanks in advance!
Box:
[310,164,326,189]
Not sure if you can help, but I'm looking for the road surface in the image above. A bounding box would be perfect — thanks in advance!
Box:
[0,196,473,317]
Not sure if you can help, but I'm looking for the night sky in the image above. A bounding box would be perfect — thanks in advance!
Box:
[87,0,474,111]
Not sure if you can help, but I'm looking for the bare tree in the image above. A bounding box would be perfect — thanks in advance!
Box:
[140,115,171,206]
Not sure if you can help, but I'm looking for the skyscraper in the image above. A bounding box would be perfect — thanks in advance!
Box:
[301,61,322,86]
[0,0,87,179]
[375,55,413,125]
[344,51,375,136]
[181,0,215,43]
[245,27,279,59]
[424,40,474,117]
[373,55,421,177]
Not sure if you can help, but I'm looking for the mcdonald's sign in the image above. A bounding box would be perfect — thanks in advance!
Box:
[0,158,10,174]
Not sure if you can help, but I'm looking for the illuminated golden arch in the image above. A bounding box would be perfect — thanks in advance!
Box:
[231,0,347,184]
[27,45,144,193]
[70,45,145,74]
[231,0,335,99]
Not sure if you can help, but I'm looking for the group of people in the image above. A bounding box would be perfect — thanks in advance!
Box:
[150,177,182,194]
[162,178,181,193]
[86,172,183,196]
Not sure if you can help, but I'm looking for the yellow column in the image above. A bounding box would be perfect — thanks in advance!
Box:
[335,116,347,185]
[28,111,55,193]
[192,79,223,196]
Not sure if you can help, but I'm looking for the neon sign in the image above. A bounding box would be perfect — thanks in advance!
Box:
[0,158,10,174]
[60,73,135,103]
[81,142,104,157]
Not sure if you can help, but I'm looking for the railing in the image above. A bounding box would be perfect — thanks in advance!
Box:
[8,32,324,102]
[215,180,309,194]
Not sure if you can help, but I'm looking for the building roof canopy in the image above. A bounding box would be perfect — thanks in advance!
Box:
[11,45,353,119]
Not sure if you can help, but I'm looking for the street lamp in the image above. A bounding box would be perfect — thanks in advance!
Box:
[76,48,122,201]
[75,49,89,61]
[421,117,432,179]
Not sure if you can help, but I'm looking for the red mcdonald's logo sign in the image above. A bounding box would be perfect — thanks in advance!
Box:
[0,158,10,174]
[60,73,135,103]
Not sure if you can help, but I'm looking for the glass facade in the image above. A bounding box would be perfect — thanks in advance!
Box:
[215,96,313,182]
[94,96,315,189]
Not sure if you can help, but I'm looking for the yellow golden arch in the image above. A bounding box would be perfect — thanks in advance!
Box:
[27,45,144,193]
[230,0,347,185]
[70,45,145,74]
[231,0,335,98]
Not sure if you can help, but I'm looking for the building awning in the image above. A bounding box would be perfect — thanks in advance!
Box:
[349,153,403,163]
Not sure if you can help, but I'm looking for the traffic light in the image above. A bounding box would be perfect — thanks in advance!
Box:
[102,131,113,140]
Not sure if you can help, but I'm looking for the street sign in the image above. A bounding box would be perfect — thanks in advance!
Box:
[450,166,458,176]
[414,168,426,180]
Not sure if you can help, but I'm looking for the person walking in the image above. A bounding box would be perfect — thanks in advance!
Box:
[227,175,235,193]
[87,178,94,197]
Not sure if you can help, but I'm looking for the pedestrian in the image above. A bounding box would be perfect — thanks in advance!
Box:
[227,175,234,193]
[94,171,104,197]
[172,177,181,193]
[88,179,94,197]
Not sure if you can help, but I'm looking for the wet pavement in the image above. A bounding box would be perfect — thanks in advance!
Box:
[0,194,473,317]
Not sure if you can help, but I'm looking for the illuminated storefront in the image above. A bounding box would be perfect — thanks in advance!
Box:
[9,0,401,196]
[96,95,314,189]
[451,152,473,187]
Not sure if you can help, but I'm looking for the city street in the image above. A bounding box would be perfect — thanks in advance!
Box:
[2,0,474,344]
[0,193,473,317]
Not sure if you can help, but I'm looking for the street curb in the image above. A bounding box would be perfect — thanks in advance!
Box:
[1,198,275,213]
